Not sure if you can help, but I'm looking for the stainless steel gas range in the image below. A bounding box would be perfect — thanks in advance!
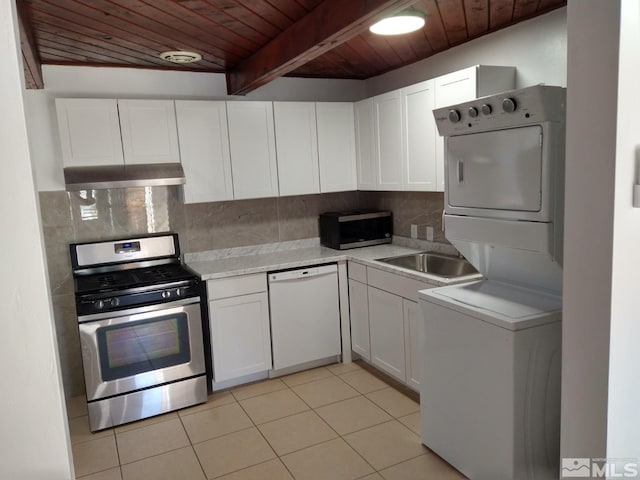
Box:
[70,233,207,432]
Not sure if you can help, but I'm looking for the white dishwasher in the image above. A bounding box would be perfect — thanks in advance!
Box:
[268,264,341,371]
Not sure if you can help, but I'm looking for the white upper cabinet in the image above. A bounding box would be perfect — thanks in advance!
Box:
[117,99,180,165]
[401,80,437,191]
[433,67,478,110]
[433,65,515,190]
[354,98,377,190]
[175,100,233,204]
[55,98,124,167]
[226,101,279,200]
[316,102,357,193]
[373,90,403,190]
[273,102,320,196]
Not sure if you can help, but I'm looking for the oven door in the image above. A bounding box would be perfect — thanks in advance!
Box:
[78,298,205,401]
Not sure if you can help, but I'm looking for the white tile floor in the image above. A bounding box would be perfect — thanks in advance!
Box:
[67,362,467,480]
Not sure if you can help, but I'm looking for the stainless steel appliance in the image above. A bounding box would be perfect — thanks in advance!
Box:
[319,210,392,250]
[70,233,207,431]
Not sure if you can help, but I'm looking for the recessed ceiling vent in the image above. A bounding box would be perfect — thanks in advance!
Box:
[159,50,202,64]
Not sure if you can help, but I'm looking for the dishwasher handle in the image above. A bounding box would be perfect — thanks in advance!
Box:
[269,264,337,283]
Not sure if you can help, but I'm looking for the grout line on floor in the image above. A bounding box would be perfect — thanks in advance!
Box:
[76,465,123,480]
[69,361,430,480]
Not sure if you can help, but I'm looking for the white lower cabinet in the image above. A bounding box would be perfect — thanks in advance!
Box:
[348,261,432,391]
[207,274,272,386]
[348,278,370,360]
[403,299,421,390]
[368,286,406,382]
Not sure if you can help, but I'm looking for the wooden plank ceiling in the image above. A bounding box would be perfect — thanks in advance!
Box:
[17,0,566,93]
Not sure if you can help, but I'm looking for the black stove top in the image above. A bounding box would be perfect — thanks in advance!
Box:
[75,263,197,295]
[71,234,203,316]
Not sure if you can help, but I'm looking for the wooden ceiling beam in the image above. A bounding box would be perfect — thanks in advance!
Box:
[17,1,44,89]
[226,0,418,95]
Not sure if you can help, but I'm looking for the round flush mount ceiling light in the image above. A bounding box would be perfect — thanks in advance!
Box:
[159,51,202,64]
[369,10,426,35]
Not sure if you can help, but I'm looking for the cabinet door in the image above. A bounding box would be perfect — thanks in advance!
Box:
[316,102,357,192]
[210,292,272,383]
[434,67,477,191]
[175,100,233,203]
[401,80,437,191]
[434,66,478,110]
[354,98,377,190]
[349,279,370,360]
[55,98,124,167]
[273,102,320,196]
[227,101,279,199]
[368,286,405,381]
[403,299,421,391]
[117,100,180,164]
[374,90,403,190]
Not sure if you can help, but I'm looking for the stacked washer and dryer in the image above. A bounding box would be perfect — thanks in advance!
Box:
[419,85,566,480]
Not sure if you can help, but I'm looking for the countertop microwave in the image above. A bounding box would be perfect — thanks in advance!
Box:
[319,211,392,250]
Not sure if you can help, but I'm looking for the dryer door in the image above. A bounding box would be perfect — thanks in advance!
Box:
[446,125,542,213]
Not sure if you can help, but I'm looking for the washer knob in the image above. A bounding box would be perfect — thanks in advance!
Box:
[468,107,478,118]
[448,109,461,123]
[502,98,517,113]
[481,104,493,115]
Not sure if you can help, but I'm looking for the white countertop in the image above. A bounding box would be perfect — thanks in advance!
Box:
[186,239,482,287]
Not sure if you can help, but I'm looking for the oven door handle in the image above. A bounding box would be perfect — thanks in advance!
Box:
[78,297,201,323]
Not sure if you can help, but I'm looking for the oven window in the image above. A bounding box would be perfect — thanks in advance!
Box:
[97,314,191,381]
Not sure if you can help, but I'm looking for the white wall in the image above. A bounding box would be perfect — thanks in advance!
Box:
[561,0,619,462]
[25,65,365,192]
[607,0,640,462]
[365,7,567,96]
[0,1,73,479]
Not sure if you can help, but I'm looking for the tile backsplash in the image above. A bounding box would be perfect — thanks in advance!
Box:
[39,187,446,398]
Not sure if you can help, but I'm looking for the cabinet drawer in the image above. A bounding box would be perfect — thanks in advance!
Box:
[207,273,267,300]
[367,266,431,302]
[348,262,367,283]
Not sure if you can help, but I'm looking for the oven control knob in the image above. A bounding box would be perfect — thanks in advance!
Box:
[175,288,183,297]
[111,298,120,307]
[481,104,493,115]
[95,300,104,310]
[161,291,171,299]
[502,97,517,113]
[467,107,478,118]
[448,109,461,123]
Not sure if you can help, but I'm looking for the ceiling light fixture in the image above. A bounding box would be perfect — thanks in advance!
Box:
[159,50,202,64]
[369,9,426,35]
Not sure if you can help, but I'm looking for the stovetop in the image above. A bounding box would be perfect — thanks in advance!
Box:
[74,263,197,295]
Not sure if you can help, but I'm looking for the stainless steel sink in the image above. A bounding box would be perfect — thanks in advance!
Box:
[375,251,478,278]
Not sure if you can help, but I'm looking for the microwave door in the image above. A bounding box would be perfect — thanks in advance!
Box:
[446,125,543,212]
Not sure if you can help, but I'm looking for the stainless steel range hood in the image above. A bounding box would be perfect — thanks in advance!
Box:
[64,163,185,191]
